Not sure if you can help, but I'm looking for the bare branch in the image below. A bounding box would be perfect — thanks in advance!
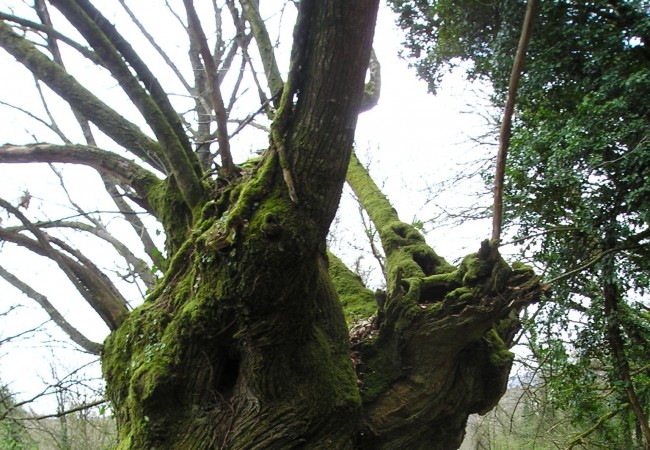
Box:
[16,217,156,289]
[227,1,272,109]
[47,0,205,209]
[0,143,159,214]
[0,11,101,64]
[117,0,193,94]
[0,199,129,330]
[0,99,67,143]
[239,0,284,99]
[34,0,97,147]
[492,0,537,244]
[21,398,107,421]
[0,19,167,172]
[183,0,235,176]
[0,265,102,354]
[102,178,165,271]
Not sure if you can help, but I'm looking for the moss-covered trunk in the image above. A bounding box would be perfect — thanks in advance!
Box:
[101,1,380,448]
[346,154,542,449]
[103,174,362,448]
[3,0,544,448]
[98,1,542,447]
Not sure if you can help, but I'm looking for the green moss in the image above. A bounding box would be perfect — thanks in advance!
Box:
[358,343,402,404]
[146,178,193,258]
[445,286,476,303]
[458,253,490,286]
[297,325,361,408]
[328,252,377,326]
[419,270,462,302]
[484,328,515,367]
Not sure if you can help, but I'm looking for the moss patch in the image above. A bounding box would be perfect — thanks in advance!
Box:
[328,252,377,326]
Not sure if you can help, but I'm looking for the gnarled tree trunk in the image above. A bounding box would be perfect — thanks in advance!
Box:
[0,1,542,448]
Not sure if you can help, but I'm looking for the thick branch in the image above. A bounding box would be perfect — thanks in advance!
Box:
[12,219,155,289]
[240,0,284,99]
[0,266,102,354]
[0,143,159,214]
[346,152,449,279]
[359,48,381,113]
[183,0,235,176]
[280,0,380,220]
[0,200,128,330]
[63,0,200,173]
[0,19,167,172]
[48,0,205,209]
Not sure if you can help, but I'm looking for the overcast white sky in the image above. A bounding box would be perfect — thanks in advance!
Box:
[0,2,494,412]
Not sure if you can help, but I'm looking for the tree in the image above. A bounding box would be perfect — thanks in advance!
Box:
[0,384,37,450]
[0,1,541,448]
[390,0,650,446]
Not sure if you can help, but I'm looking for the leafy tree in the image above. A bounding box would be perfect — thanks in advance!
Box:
[0,385,37,450]
[0,1,542,448]
[390,0,650,446]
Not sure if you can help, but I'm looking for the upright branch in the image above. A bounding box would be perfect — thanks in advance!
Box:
[183,0,235,176]
[240,0,284,99]
[492,0,537,244]
[48,0,205,209]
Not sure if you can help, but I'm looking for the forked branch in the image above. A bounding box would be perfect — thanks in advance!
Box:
[183,0,235,176]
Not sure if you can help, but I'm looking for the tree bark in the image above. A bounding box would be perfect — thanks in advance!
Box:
[100,1,381,448]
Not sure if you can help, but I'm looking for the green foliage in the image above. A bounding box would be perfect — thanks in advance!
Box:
[0,386,37,450]
[390,0,650,446]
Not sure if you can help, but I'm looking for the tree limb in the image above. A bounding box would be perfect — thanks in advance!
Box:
[0,265,102,354]
[0,11,101,64]
[492,0,537,244]
[240,0,284,99]
[183,0,235,176]
[0,20,166,172]
[0,199,129,330]
[22,398,108,421]
[565,406,625,450]
[117,0,193,94]
[359,48,381,113]
[0,143,159,214]
[48,0,205,209]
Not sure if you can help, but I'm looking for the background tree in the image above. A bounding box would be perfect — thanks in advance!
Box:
[390,0,650,446]
[0,1,541,448]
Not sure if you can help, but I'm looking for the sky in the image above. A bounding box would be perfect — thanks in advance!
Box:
[0,1,495,413]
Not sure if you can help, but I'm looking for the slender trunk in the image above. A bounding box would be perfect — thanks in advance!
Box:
[492,0,537,243]
[603,278,650,448]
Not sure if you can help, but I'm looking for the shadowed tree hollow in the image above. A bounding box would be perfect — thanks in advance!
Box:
[0,1,541,448]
